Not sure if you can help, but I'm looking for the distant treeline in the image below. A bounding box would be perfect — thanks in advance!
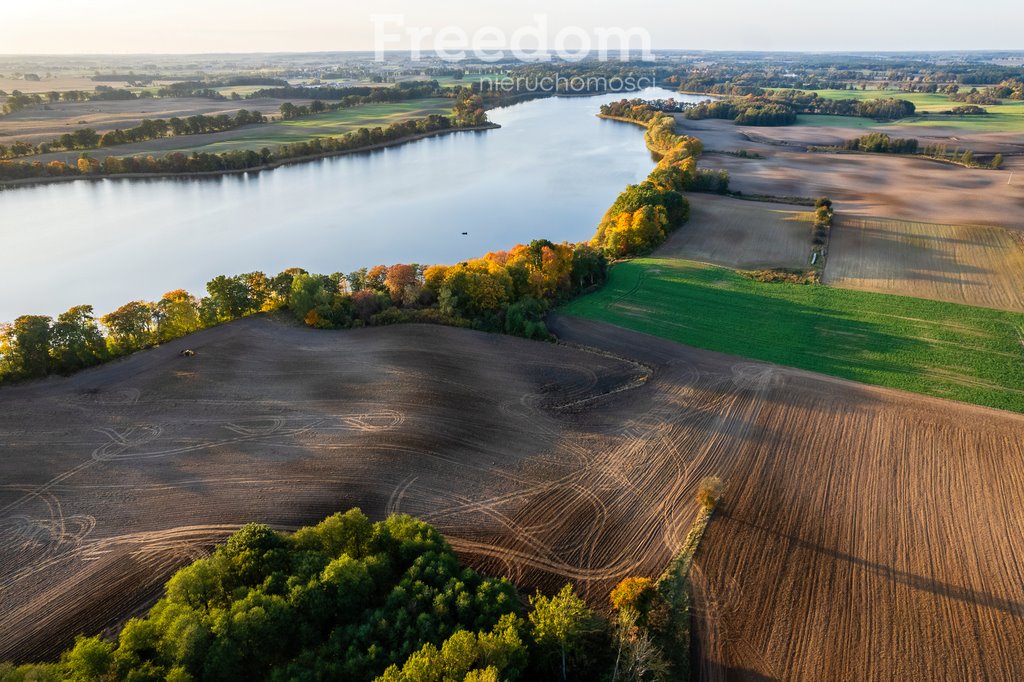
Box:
[0,94,486,182]
[945,105,988,115]
[275,81,448,121]
[648,92,916,127]
[0,85,143,114]
[949,78,1024,104]
[0,110,267,159]
[844,133,919,154]
[249,80,443,103]
[819,133,1004,169]
[682,97,797,126]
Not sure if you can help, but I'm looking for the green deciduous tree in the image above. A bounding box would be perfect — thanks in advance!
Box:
[528,584,597,681]
[50,305,107,373]
[0,315,53,379]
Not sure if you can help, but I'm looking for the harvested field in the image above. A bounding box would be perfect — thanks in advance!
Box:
[662,194,812,269]
[701,150,1024,229]
[825,215,1024,312]
[0,76,129,95]
[673,113,1024,155]
[0,97,302,146]
[4,315,1024,679]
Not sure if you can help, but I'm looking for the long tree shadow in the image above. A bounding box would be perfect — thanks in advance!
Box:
[723,512,1024,617]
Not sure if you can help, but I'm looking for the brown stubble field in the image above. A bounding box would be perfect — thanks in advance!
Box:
[660,194,813,270]
[3,315,1024,679]
[672,115,1024,229]
[702,149,1024,228]
[824,215,1024,312]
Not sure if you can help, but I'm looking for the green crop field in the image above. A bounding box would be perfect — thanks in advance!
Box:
[83,98,456,157]
[786,88,1024,132]
[561,258,1024,413]
[177,98,455,154]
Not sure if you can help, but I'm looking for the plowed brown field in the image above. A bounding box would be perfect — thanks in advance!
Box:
[3,315,1024,681]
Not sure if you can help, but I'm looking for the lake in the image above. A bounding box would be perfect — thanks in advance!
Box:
[0,87,698,321]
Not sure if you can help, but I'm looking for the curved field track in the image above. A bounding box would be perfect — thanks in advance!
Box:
[824,215,1024,313]
[4,315,1024,680]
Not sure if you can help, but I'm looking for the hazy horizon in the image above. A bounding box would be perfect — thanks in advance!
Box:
[3,0,1022,55]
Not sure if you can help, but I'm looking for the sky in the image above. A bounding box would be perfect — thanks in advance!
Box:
[1,0,1022,55]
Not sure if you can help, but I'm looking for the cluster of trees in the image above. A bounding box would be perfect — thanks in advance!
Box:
[682,97,797,126]
[946,105,988,116]
[284,241,605,340]
[1,482,731,681]
[844,133,919,154]
[1,239,608,383]
[0,96,486,182]
[831,135,1004,170]
[0,511,514,681]
[98,110,267,146]
[990,78,1024,100]
[812,197,833,246]
[849,97,917,120]
[763,90,917,120]
[155,81,229,100]
[0,271,281,381]
[599,99,662,124]
[947,79,1023,105]
[248,81,443,104]
[1,87,142,115]
[919,145,1002,169]
[0,110,267,160]
[949,88,1001,105]
[0,510,630,682]
[593,102,731,257]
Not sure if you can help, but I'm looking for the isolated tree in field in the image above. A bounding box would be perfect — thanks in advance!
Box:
[696,476,723,510]
[0,315,53,379]
[50,305,107,373]
[528,584,596,681]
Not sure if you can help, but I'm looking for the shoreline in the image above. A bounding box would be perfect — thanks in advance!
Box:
[0,123,501,189]
[0,88,667,190]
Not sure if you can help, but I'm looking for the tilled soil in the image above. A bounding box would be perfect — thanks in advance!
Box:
[3,315,1024,681]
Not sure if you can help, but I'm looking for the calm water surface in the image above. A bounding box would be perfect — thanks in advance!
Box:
[0,87,698,320]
